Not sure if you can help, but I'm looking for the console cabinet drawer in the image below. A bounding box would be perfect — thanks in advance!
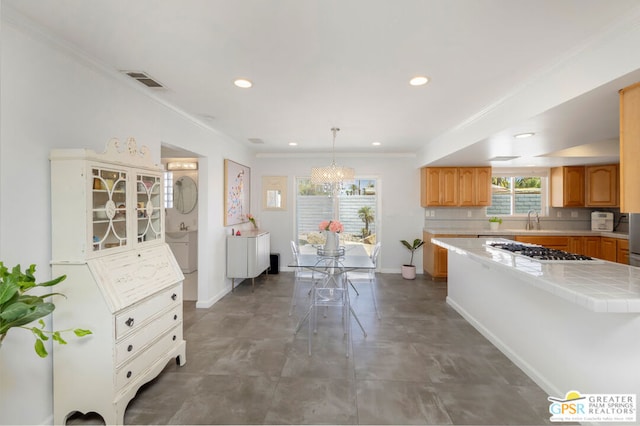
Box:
[115,286,181,339]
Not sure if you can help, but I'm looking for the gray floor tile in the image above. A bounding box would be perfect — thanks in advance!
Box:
[68,272,554,425]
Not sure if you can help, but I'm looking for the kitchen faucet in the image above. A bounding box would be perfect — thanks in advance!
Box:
[180,222,188,231]
[526,210,540,230]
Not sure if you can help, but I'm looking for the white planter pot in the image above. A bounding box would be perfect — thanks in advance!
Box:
[489,222,500,231]
[401,265,417,280]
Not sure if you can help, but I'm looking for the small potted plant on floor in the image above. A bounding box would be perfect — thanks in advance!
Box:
[400,238,424,280]
[489,216,502,231]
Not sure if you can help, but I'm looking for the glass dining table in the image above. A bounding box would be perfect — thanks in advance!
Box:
[290,244,374,338]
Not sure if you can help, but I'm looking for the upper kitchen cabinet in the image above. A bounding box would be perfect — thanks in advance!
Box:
[585,164,618,207]
[550,166,585,207]
[459,167,492,206]
[421,167,491,207]
[421,167,458,206]
[620,82,640,213]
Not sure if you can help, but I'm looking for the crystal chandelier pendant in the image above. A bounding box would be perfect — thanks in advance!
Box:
[310,128,355,195]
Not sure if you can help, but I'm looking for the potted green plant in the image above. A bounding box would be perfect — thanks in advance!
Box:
[0,262,91,357]
[489,216,503,230]
[400,238,424,279]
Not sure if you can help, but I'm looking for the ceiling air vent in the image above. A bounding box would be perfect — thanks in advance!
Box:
[489,156,520,161]
[122,71,165,89]
[248,138,265,144]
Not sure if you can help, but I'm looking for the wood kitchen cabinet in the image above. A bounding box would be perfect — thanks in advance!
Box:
[550,166,585,207]
[568,236,601,257]
[514,235,570,251]
[586,164,618,207]
[617,239,629,264]
[423,232,474,279]
[421,167,458,206]
[421,166,491,207]
[601,237,618,262]
[459,167,492,206]
[620,82,640,213]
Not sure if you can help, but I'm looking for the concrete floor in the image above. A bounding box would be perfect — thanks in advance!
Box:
[69,271,554,425]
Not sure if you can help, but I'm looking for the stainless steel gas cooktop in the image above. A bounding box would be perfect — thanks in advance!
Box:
[488,242,601,263]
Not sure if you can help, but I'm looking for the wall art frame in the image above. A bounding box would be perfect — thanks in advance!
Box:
[224,159,251,226]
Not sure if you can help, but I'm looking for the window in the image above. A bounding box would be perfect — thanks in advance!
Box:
[163,171,173,208]
[295,178,378,249]
[486,171,547,216]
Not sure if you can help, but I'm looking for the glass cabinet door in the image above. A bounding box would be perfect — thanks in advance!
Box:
[136,173,162,243]
[91,167,128,251]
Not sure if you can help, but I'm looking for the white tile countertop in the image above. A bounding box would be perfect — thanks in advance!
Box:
[425,228,629,239]
[431,237,640,313]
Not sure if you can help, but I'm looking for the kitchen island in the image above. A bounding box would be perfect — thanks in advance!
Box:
[432,237,640,404]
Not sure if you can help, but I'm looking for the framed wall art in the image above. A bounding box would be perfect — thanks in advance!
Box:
[262,176,287,211]
[224,159,251,226]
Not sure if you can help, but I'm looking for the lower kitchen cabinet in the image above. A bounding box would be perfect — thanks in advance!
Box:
[617,239,629,264]
[601,237,618,262]
[423,232,475,279]
[514,235,570,251]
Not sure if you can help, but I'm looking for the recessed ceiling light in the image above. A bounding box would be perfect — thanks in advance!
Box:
[288,142,298,146]
[514,132,535,139]
[409,76,429,86]
[234,78,253,88]
[372,141,381,146]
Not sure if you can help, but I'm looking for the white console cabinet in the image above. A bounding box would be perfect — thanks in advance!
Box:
[226,230,270,291]
[50,138,186,425]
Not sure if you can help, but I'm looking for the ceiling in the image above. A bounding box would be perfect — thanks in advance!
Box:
[5,0,640,166]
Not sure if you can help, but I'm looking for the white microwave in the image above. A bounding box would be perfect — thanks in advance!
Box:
[591,212,614,231]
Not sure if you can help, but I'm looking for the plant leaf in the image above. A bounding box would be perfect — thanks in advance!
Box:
[0,302,33,322]
[74,329,92,337]
[31,326,49,341]
[52,331,67,345]
[0,302,55,334]
[34,338,48,358]
[35,274,66,288]
[0,280,19,305]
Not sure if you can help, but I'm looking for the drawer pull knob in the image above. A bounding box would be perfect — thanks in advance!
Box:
[125,317,134,327]
[173,314,178,320]
[172,335,177,341]
[126,371,132,378]
[127,344,133,352]
[171,293,177,301]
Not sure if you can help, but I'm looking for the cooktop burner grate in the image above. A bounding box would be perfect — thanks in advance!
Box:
[488,242,598,262]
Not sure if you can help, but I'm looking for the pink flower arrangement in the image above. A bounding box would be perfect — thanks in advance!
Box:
[246,213,257,228]
[318,220,343,233]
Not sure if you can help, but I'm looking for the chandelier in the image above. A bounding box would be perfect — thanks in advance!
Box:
[310,127,355,192]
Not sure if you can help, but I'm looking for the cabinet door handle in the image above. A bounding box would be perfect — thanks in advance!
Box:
[126,371,132,378]
[173,314,178,320]
[127,344,133,352]
[125,317,134,327]
[171,293,177,301]
[172,335,177,341]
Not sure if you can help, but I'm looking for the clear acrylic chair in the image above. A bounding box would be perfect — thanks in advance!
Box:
[296,256,351,357]
[288,240,317,316]
[346,242,381,319]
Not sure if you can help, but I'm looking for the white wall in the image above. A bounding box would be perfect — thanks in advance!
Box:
[0,14,251,425]
[0,8,427,426]
[251,155,424,273]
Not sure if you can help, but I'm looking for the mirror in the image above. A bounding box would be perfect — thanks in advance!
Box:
[262,176,287,210]
[174,176,198,214]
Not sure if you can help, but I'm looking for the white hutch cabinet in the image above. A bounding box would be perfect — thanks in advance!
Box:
[50,138,186,425]
[226,230,270,291]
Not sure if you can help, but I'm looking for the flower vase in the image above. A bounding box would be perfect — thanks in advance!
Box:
[324,231,339,253]
[489,222,500,231]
